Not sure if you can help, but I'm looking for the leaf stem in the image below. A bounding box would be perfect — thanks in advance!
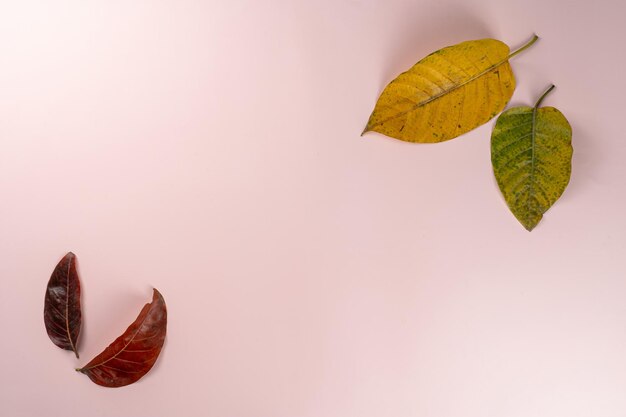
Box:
[508,34,539,59]
[534,84,555,108]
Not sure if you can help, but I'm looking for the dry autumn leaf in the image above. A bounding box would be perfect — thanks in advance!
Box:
[491,85,573,231]
[363,35,538,143]
[76,289,167,387]
[44,252,82,358]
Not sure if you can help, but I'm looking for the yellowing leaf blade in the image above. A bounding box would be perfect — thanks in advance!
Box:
[491,86,573,231]
[363,38,518,143]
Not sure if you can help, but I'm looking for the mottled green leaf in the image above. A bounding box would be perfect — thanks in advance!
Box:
[491,85,573,231]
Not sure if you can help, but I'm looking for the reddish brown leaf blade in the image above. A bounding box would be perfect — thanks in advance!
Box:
[44,252,82,358]
[77,288,167,388]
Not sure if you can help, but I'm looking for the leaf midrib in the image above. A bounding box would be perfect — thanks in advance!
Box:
[65,255,78,357]
[526,105,539,228]
[366,52,511,130]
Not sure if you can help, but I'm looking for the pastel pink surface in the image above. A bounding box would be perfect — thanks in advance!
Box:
[1,1,626,416]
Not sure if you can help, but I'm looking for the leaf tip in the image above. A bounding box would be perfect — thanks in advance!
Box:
[152,287,166,304]
[522,220,538,232]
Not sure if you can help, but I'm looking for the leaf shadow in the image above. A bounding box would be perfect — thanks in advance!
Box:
[504,100,531,109]
[378,5,494,92]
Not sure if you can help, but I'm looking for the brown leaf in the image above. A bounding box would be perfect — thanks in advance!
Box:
[44,252,81,358]
[76,288,167,387]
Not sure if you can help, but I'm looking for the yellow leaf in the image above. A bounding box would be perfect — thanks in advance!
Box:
[363,35,538,143]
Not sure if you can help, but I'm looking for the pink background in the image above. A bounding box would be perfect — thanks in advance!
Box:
[2,0,626,416]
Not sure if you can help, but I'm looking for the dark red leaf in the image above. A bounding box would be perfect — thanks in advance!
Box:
[44,252,82,358]
[76,288,167,388]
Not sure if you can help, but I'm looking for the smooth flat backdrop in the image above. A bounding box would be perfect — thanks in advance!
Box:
[1,1,625,416]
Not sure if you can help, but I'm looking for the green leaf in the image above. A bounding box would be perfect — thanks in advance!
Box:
[362,35,538,143]
[491,85,573,231]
